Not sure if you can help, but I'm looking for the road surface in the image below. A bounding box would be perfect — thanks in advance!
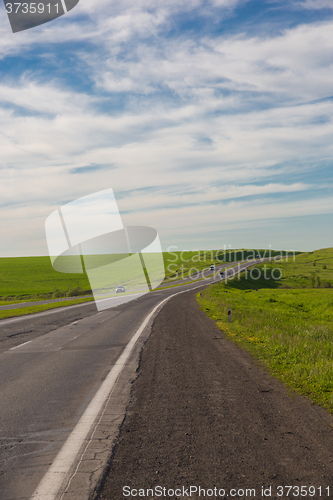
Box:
[0,259,269,499]
[96,289,333,500]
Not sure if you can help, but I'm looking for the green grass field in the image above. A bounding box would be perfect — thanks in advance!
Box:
[197,247,333,412]
[0,256,91,299]
[0,248,285,300]
[276,247,333,289]
[0,297,94,320]
[224,247,333,290]
[0,247,303,323]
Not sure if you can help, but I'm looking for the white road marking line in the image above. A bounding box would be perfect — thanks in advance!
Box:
[30,283,206,500]
[10,340,32,350]
[96,292,143,303]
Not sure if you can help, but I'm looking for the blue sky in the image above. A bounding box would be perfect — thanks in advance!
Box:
[0,0,332,255]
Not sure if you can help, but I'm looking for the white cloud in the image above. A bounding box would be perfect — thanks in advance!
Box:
[0,79,98,115]
[0,1,332,254]
[90,20,333,106]
[296,0,333,10]
[117,182,311,211]
[123,195,333,243]
[0,0,246,58]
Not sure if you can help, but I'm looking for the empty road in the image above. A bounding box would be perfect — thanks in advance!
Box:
[0,260,268,499]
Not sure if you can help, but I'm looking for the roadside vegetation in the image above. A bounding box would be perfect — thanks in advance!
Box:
[197,247,333,412]
[0,248,290,300]
[0,248,300,319]
[0,256,92,300]
[0,296,94,320]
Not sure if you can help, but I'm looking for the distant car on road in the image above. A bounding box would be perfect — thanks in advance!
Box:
[116,286,126,293]
[210,265,215,270]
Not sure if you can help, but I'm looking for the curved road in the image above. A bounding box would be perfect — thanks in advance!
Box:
[0,260,259,500]
[0,260,237,313]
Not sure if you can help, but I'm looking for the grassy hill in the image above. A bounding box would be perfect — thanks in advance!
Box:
[277,247,333,288]
[0,248,290,300]
[224,247,333,290]
[0,256,91,299]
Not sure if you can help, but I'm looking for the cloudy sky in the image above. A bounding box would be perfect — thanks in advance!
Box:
[0,0,332,256]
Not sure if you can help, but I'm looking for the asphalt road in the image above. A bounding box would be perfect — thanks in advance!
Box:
[96,289,333,500]
[0,259,262,500]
